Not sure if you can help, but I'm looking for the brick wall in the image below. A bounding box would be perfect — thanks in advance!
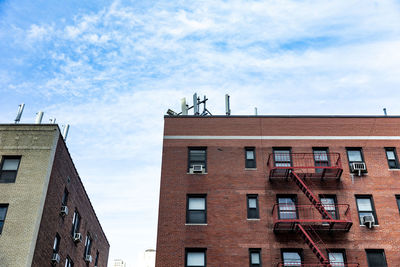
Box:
[32,134,109,267]
[156,116,400,267]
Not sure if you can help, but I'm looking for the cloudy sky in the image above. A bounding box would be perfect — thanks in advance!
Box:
[1,0,400,266]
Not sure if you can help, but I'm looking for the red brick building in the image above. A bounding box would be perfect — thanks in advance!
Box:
[0,124,109,267]
[156,116,400,267]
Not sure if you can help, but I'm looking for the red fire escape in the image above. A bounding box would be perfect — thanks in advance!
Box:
[268,153,359,267]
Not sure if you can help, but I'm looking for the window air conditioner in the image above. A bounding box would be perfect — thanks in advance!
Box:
[350,162,366,176]
[51,253,60,263]
[190,165,205,174]
[85,255,93,263]
[60,206,68,216]
[73,233,83,243]
[362,215,375,228]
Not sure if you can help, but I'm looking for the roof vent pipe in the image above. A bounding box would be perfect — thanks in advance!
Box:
[35,111,44,124]
[225,94,231,116]
[14,103,25,123]
[254,107,258,116]
[383,108,387,116]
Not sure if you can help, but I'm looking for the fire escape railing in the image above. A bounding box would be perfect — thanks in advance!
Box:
[268,153,357,266]
[276,263,360,267]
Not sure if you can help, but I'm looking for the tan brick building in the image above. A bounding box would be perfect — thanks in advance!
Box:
[0,124,109,267]
[156,115,400,267]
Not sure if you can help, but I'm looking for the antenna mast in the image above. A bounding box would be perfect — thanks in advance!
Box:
[14,103,25,123]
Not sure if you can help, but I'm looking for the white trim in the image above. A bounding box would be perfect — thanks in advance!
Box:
[165,135,400,140]
[185,223,208,226]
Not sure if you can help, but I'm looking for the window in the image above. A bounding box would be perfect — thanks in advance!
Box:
[71,210,81,236]
[281,249,302,267]
[84,234,92,258]
[273,148,292,167]
[65,256,74,267]
[355,195,378,225]
[313,148,330,173]
[385,148,399,169]
[185,248,206,267]
[187,195,206,224]
[247,195,259,219]
[249,248,261,267]
[277,196,297,219]
[396,195,400,213]
[188,147,207,172]
[366,249,387,267]
[320,195,338,219]
[0,204,8,234]
[94,250,99,267]
[245,147,256,168]
[346,148,365,171]
[328,250,346,267]
[62,188,69,206]
[53,233,61,253]
[0,156,21,182]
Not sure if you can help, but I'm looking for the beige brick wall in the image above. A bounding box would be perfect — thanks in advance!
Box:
[0,125,59,267]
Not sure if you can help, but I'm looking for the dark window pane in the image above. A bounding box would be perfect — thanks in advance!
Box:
[366,250,387,267]
[189,211,206,223]
[0,171,17,181]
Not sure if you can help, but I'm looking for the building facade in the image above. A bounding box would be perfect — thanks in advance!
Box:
[0,124,109,267]
[156,116,400,267]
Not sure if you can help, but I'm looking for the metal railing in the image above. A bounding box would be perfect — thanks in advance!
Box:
[277,263,360,267]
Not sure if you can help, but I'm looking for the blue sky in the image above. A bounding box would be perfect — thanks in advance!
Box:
[1,0,400,266]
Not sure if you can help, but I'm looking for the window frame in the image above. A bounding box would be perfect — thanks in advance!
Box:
[245,147,257,169]
[247,194,259,219]
[62,188,69,206]
[396,195,400,213]
[273,147,292,167]
[355,195,378,225]
[277,195,298,220]
[84,233,92,258]
[281,248,303,266]
[249,248,262,267]
[313,147,330,173]
[385,147,399,169]
[65,256,74,267]
[185,248,206,267]
[319,195,339,220]
[186,195,207,224]
[53,233,61,254]
[71,210,81,236]
[346,147,366,172]
[0,204,9,234]
[365,249,387,267]
[94,250,99,267]
[0,156,21,183]
[188,147,207,172]
[327,249,347,266]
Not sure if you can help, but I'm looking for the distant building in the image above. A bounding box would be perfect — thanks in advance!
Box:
[156,115,400,266]
[113,259,127,267]
[144,249,156,267]
[0,124,109,266]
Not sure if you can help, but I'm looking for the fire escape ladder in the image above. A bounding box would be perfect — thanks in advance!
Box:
[296,224,332,266]
[290,171,333,220]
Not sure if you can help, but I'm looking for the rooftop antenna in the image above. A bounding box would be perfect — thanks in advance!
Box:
[225,94,231,116]
[166,93,212,116]
[383,108,387,116]
[62,124,70,141]
[193,93,199,115]
[35,111,44,124]
[254,107,258,116]
[14,103,25,123]
[181,98,188,115]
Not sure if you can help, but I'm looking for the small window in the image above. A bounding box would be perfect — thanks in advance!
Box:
[385,148,399,169]
[273,148,292,167]
[355,195,378,225]
[249,248,261,267]
[282,249,302,266]
[53,233,61,253]
[0,204,9,234]
[0,156,21,182]
[245,147,256,168]
[320,195,338,219]
[84,234,92,258]
[366,249,387,267]
[313,148,330,173]
[277,196,297,219]
[62,188,69,206]
[187,195,207,224]
[247,195,259,219]
[71,210,81,236]
[328,250,346,266]
[396,195,400,213]
[185,248,206,267]
[94,250,99,267]
[188,147,207,172]
[65,256,74,267]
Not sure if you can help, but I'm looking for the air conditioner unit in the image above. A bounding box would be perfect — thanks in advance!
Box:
[85,255,93,263]
[362,215,375,228]
[351,162,366,176]
[189,165,205,174]
[73,233,82,243]
[60,205,68,216]
[51,253,60,264]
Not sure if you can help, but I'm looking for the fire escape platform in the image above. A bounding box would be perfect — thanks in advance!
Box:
[273,220,353,232]
[276,263,360,267]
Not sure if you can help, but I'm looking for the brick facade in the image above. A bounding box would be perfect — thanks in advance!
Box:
[156,116,400,267]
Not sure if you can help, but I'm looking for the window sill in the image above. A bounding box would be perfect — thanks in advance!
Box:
[359,224,379,227]
[245,168,257,171]
[185,223,208,226]
[388,169,400,171]
[186,173,208,175]
[247,218,260,221]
